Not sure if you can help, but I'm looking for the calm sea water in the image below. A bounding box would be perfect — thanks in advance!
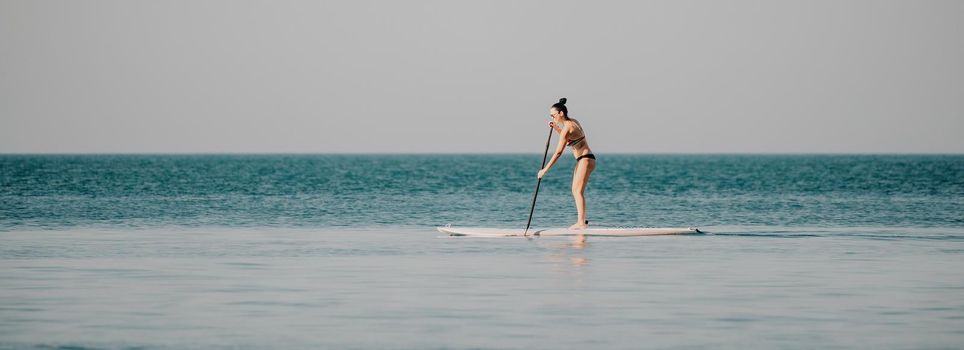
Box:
[1,154,963,349]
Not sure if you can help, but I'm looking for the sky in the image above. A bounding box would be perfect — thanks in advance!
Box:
[1,0,962,153]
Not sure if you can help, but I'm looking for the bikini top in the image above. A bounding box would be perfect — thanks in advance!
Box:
[561,123,586,147]
[567,136,585,147]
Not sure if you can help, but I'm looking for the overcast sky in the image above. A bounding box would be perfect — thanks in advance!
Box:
[1,0,962,153]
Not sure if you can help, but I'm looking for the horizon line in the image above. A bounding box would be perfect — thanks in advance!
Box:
[1,151,962,156]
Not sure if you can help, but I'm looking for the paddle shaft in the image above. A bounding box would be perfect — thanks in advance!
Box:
[524,126,554,236]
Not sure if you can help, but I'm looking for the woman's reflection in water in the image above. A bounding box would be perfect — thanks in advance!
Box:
[545,235,589,268]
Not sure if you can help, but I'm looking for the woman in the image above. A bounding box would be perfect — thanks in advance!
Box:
[537,98,596,230]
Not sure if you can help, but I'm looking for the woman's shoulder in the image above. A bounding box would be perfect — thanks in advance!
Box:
[568,119,585,131]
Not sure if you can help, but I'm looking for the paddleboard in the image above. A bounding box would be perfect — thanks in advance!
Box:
[437,226,702,237]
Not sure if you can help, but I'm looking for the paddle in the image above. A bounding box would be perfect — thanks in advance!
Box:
[524,125,554,236]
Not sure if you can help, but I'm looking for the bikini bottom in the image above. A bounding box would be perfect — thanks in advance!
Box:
[576,153,596,162]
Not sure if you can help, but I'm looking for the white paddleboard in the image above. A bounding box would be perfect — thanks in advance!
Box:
[437,226,702,237]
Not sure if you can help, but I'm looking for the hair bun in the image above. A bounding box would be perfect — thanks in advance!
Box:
[558,97,567,104]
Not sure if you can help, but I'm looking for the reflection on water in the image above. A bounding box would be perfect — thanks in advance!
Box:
[2,228,964,349]
[544,237,590,268]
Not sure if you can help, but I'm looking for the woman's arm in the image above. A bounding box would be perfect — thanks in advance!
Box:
[538,127,570,178]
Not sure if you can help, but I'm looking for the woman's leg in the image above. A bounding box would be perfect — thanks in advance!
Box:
[570,158,596,229]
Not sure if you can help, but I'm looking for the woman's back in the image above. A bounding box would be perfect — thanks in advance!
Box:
[566,119,591,155]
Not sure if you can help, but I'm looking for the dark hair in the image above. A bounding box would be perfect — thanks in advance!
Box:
[551,97,568,117]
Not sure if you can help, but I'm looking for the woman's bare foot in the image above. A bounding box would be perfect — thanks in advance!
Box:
[569,222,588,230]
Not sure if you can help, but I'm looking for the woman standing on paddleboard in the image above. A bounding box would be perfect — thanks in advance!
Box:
[537,98,596,230]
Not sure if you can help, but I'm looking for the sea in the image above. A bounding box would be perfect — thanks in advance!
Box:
[1,154,962,349]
